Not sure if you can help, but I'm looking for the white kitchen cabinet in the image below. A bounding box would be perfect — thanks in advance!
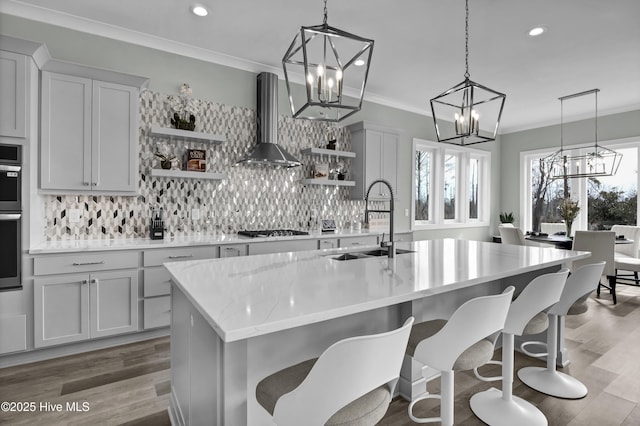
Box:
[40,71,139,193]
[0,50,27,138]
[248,239,317,255]
[34,269,138,347]
[348,121,401,200]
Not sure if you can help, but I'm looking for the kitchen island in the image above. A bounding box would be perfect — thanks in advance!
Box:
[165,239,589,425]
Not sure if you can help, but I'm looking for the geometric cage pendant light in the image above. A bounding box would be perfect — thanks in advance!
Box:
[429,0,506,146]
[543,88,622,180]
[282,0,374,122]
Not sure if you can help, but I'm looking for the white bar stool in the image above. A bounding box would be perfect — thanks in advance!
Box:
[469,269,569,426]
[255,317,414,426]
[406,287,514,426]
[518,262,605,399]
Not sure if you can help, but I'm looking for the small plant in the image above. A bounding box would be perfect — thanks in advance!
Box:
[154,152,176,170]
[499,212,515,223]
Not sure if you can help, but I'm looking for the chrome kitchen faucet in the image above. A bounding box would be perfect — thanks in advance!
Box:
[364,179,395,258]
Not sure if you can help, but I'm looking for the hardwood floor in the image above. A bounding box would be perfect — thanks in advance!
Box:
[1,285,638,425]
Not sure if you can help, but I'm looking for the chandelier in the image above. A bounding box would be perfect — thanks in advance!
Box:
[282,0,374,122]
[429,0,506,145]
[543,89,622,179]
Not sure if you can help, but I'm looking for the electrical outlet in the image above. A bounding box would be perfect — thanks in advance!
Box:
[69,209,82,223]
[191,208,200,220]
[405,208,409,217]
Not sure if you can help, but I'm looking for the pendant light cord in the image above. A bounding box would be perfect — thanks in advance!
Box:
[464,0,470,79]
[323,0,328,25]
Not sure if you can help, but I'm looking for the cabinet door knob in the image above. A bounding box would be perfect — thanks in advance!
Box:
[82,279,89,285]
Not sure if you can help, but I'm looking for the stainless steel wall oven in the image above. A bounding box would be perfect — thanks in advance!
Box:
[0,143,22,291]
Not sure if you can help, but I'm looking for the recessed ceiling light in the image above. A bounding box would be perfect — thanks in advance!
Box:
[354,59,365,67]
[191,4,208,17]
[528,26,546,37]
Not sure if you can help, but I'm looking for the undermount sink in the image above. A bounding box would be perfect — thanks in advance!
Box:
[330,248,415,261]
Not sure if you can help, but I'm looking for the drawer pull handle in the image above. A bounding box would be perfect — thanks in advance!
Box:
[168,255,194,259]
[72,261,105,266]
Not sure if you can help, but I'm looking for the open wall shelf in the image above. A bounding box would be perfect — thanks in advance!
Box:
[301,179,355,187]
[150,126,226,144]
[150,169,226,181]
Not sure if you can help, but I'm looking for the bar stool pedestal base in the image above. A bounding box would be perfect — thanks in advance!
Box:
[518,367,587,399]
[470,387,547,426]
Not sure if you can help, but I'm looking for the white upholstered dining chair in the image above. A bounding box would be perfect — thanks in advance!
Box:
[572,230,617,304]
[611,224,640,288]
[499,226,528,246]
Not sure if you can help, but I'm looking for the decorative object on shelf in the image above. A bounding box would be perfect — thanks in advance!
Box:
[154,151,176,170]
[168,83,199,131]
[282,0,374,122]
[326,123,337,149]
[558,198,580,237]
[313,163,329,179]
[499,211,515,224]
[543,89,622,180]
[184,149,206,172]
[429,0,506,146]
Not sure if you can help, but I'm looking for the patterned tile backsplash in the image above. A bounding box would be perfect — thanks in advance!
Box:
[44,90,382,240]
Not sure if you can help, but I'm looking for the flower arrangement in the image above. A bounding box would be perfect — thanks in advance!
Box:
[558,198,580,236]
[167,83,199,131]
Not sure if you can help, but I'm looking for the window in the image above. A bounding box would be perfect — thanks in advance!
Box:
[412,138,490,229]
[521,138,639,232]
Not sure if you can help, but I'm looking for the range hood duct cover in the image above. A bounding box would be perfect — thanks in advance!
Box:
[235,72,302,168]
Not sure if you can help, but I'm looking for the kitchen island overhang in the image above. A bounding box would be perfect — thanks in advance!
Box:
[165,239,590,425]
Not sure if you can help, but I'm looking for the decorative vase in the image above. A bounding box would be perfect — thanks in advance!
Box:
[565,220,573,237]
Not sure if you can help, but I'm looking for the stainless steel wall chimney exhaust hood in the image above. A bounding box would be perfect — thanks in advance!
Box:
[235,72,302,168]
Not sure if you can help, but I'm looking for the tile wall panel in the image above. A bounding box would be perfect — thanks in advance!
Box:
[44,91,383,240]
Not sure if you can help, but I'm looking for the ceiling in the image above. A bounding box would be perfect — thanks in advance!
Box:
[2,0,639,134]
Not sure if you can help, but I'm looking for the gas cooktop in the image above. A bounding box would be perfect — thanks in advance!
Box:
[237,229,309,238]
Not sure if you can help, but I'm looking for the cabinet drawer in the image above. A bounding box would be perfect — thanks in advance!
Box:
[143,246,216,267]
[144,296,171,329]
[219,244,248,258]
[143,267,172,297]
[34,251,139,276]
[338,235,379,248]
[318,239,338,250]
[249,239,317,256]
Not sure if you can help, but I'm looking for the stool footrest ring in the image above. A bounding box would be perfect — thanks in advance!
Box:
[408,394,442,424]
[473,359,503,382]
[520,340,548,358]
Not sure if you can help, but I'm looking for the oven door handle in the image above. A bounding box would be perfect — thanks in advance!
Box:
[0,213,21,220]
[0,165,21,173]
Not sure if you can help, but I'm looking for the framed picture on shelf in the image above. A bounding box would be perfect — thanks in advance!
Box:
[313,163,329,179]
[184,149,206,172]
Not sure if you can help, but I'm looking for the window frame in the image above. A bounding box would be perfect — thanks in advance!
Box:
[519,136,640,232]
[412,138,491,230]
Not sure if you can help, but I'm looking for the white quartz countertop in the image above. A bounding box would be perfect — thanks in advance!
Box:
[29,228,394,254]
[164,239,589,343]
